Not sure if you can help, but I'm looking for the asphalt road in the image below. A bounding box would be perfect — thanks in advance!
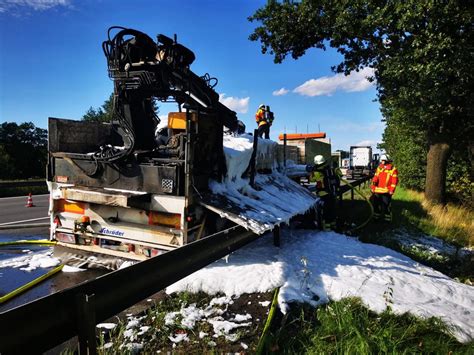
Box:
[0,194,49,226]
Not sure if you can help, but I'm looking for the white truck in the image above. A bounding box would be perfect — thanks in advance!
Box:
[347,146,375,177]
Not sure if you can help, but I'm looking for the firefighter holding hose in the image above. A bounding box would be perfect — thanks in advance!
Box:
[308,155,340,231]
[370,154,398,222]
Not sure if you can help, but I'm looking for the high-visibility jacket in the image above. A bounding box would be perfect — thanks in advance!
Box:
[310,165,340,197]
[255,108,267,126]
[371,163,398,194]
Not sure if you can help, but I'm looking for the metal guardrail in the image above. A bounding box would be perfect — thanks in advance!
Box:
[339,175,371,193]
[0,226,258,354]
[0,180,46,188]
[304,175,371,198]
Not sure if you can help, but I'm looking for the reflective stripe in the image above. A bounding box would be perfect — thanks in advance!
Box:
[373,164,398,193]
[55,199,85,214]
[310,171,324,184]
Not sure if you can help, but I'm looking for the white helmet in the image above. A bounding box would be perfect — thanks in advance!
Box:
[258,104,265,109]
[314,155,326,166]
[380,154,390,162]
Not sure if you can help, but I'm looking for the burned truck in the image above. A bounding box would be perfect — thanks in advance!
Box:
[47,27,316,260]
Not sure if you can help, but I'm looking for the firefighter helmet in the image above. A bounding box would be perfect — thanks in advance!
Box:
[380,154,391,162]
[314,155,326,166]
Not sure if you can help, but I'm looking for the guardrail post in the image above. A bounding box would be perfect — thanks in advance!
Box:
[76,293,97,355]
[249,130,259,188]
[273,225,280,247]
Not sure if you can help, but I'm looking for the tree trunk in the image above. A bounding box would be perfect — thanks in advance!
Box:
[469,141,474,206]
[425,136,451,204]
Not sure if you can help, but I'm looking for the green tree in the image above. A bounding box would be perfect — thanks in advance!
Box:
[249,0,474,204]
[0,122,47,179]
[82,93,160,123]
[82,93,114,122]
[379,118,426,191]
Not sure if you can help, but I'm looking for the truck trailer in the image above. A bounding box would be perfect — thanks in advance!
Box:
[347,146,377,177]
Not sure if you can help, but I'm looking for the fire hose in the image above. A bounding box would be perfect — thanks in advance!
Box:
[0,239,61,304]
[339,177,374,233]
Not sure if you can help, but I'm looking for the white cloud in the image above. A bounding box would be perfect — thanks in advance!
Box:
[0,0,71,13]
[272,87,289,96]
[293,67,375,97]
[219,94,250,114]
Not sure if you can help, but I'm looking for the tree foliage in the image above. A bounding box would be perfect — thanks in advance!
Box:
[82,93,160,123]
[0,122,47,179]
[82,93,114,122]
[379,118,426,191]
[249,0,473,204]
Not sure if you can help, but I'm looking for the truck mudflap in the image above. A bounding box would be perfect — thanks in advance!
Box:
[200,173,318,235]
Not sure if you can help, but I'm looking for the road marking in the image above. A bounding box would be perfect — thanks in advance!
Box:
[0,217,49,226]
[0,194,50,200]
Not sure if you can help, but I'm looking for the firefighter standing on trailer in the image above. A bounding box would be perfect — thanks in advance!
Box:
[309,155,340,231]
[265,105,274,131]
[255,104,270,138]
[370,154,398,222]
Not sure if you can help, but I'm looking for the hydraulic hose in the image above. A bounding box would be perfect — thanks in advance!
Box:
[339,177,374,233]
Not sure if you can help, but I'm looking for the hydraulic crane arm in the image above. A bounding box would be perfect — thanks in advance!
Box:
[100,27,238,161]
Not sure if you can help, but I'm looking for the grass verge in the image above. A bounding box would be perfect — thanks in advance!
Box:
[270,298,473,354]
[338,184,473,281]
[394,188,473,247]
[0,185,48,198]
[340,185,473,247]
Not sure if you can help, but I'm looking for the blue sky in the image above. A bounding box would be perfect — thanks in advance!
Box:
[0,0,384,151]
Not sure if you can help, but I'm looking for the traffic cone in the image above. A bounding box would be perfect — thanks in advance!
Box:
[25,193,35,207]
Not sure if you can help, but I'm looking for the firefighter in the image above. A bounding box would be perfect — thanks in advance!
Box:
[309,155,340,231]
[370,154,398,222]
[255,104,270,139]
[265,105,275,128]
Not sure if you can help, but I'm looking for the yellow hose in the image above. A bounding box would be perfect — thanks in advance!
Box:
[0,239,56,247]
[256,287,280,354]
[339,177,374,232]
[0,264,64,304]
